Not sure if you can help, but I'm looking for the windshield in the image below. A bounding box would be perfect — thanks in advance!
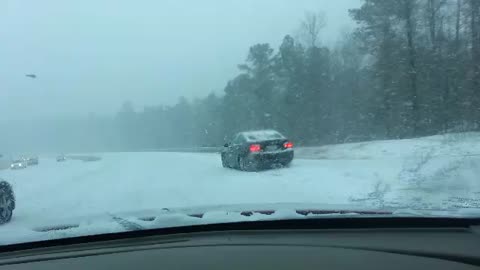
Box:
[242,130,285,142]
[1,0,480,245]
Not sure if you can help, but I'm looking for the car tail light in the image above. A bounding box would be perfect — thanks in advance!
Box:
[249,144,261,152]
[284,141,293,149]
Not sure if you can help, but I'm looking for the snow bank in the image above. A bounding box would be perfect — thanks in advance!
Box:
[296,132,480,160]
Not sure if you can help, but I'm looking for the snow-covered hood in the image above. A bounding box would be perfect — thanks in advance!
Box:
[2,203,480,246]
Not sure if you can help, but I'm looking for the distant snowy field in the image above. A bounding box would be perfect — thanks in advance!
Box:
[1,132,480,244]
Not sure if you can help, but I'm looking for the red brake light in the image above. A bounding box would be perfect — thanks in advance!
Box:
[249,144,261,152]
[284,141,293,148]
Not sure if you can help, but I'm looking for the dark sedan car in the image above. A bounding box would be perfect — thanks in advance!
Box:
[221,130,293,171]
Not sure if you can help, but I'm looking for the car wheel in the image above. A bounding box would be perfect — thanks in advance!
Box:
[221,154,229,168]
[282,160,292,167]
[0,181,15,225]
[238,156,245,171]
[239,156,255,171]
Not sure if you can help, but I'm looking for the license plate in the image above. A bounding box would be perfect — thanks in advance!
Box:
[265,145,279,151]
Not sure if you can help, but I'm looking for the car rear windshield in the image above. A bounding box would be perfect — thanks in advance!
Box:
[243,130,285,142]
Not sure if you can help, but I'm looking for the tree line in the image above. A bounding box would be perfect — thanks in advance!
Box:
[78,0,480,151]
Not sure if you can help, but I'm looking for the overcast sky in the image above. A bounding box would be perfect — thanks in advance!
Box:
[0,0,361,120]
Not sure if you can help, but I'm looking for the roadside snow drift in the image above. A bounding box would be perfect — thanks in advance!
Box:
[1,132,480,244]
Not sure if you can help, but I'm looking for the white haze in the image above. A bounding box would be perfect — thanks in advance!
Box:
[0,0,360,154]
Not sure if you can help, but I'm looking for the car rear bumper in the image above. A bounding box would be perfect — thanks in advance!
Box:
[248,150,294,166]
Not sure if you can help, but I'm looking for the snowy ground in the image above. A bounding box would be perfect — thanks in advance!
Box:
[1,132,480,244]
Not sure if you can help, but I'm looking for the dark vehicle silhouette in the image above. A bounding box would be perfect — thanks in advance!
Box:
[221,130,293,171]
[26,156,39,166]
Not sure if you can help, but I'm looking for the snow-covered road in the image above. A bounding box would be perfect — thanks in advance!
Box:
[2,152,396,225]
[1,133,480,244]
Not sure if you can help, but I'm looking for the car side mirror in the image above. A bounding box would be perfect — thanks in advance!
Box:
[224,143,230,147]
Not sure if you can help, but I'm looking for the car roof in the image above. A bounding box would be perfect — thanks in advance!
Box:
[239,130,285,142]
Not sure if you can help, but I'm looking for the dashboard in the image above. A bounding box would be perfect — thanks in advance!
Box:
[0,218,479,269]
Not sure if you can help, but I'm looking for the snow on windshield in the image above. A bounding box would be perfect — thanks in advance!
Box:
[241,130,285,142]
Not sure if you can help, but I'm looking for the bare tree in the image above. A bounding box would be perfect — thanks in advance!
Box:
[470,0,480,88]
[299,11,327,47]
[401,0,419,135]
[426,0,447,49]
[455,0,462,50]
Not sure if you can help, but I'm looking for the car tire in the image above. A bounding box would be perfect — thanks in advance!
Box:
[238,156,245,171]
[282,160,292,167]
[0,181,15,225]
[221,154,229,168]
[239,156,255,172]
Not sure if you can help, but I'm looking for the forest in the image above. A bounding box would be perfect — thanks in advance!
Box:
[51,0,480,151]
